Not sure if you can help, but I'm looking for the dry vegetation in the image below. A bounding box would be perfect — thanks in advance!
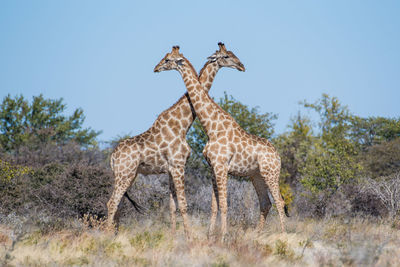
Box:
[1,212,399,267]
[1,94,400,266]
[1,142,399,266]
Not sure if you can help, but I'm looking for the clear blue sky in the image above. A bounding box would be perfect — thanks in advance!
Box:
[1,1,399,142]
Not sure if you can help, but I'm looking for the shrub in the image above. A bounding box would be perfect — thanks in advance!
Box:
[274,239,295,260]
[0,142,112,218]
[129,231,164,250]
[0,159,32,183]
[360,172,400,218]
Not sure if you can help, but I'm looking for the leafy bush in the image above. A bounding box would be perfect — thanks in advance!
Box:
[0,142,112,217]
[0,159,32,183]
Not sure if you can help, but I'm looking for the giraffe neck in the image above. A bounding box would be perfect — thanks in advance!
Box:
[198,61,219,92]
[177,59,222,134]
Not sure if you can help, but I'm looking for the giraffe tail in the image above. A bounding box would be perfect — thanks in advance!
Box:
[124,192,147,214]
[281,194,290,217]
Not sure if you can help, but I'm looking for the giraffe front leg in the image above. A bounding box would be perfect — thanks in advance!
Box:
[212,164,229,242]
[251,174,272,231]
[208,176,219,239]
[169,165,191,240]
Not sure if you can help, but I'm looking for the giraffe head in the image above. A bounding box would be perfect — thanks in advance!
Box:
[154,46,195,74]
[206,42,245,71]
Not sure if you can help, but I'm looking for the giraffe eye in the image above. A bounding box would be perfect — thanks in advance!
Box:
[223,56,229,59]
[165,59,170,63]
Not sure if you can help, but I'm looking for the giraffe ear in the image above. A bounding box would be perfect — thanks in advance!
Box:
[207,54,217,62]
[176,58,184,66]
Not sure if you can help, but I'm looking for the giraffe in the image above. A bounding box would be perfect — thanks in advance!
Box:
[154,46,288,240]
[106,43,245,239]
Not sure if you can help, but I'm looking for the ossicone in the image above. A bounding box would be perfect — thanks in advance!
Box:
[172,45,180,54]
[218,42,226,51]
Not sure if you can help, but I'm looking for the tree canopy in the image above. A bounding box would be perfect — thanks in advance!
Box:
[0,94,101,152]
[299,94,362,195]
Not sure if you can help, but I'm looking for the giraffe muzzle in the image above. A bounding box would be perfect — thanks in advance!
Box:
[238,63,245,72]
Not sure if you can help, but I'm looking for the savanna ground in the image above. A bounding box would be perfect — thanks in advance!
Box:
[1,211,400,266]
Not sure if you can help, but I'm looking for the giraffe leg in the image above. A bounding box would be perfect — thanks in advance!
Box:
[106,161,139,231]
[259,158,286,233]
[169,175,177,236]
[212,164,229,242]
[251,174,272,231]
[207,176,219,239]
[169,165,191,240]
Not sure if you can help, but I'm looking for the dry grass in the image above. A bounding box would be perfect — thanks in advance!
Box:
[1,215,399,266]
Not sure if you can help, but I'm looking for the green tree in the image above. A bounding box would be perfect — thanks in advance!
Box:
[348,115,400,178]
[275,112,314,186]
[187,92,277,158]
[299,94,362,195]
[0,94,100,151]
[349,115,400,149]
[361,138,400,178]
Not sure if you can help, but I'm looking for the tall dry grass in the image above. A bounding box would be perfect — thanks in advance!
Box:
[1,213,399,266]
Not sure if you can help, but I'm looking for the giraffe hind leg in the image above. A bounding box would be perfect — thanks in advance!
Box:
[258,157,286,233]
[251,174,272,231]
[169,165,191,240]
[106,160,139,231]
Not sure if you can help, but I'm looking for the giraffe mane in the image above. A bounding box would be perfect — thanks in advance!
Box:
[181,55,198,77]
[148,94,189,130]
[171,46,198,77]
[198,60,214,80]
